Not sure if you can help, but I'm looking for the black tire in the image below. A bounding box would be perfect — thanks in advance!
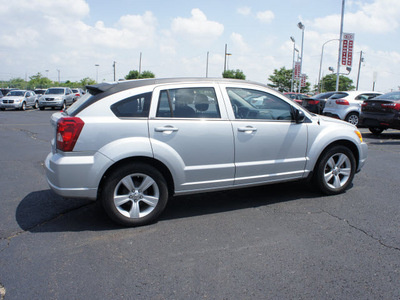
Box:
[39,107,45,110]
[0,108,5,111]
[369,127,384,135]
[60,101,66,110]
[314,145,356,195]
[33,101,38,109]
[100,163,168,227]
[20,102,26,111]
[345,112,359,126]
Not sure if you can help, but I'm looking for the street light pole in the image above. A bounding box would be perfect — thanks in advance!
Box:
[336,0,345,91]
[297,22,305,93]
[290,36,296,92]
[318,39,339,93]
[95,64,99,83]
[356,51,363,90]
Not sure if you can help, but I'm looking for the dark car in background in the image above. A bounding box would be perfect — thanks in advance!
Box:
[360,91,400,135]
[302,91,336,114]
[284,92,310,104]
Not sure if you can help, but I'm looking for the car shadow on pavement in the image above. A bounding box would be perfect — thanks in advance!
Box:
[16,182,326,233]
[363,131,400,145]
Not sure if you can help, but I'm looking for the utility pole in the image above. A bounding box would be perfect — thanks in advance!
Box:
[356,51,363,90]
[57,69,60,83]
[206,51,209,78]
[113,61,116,81]
[223,44,227,73]
[336,0,345,91]
[139,53,142,74]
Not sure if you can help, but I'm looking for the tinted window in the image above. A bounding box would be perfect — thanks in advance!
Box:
[111,92,152,118]
[329,92,348,99]
[374,92,400,100]
[156,87,220,118]
[227,88,293,121]
[7,91,24,96]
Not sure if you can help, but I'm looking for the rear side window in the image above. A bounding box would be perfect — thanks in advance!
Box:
[156,87,220,118]
[111,92,152,118]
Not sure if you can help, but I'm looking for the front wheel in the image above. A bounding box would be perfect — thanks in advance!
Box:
[33,101,38,109]
[20,102,26,111]
[345,112,359,126]
[100,163,169,227]
[369,127,384,135]
[314,146,356,195]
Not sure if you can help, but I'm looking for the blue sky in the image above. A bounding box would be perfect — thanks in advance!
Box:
[1,0,400,92]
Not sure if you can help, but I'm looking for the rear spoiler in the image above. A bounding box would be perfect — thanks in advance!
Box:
[86,82,117,95]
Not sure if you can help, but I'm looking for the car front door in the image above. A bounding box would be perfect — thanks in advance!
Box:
[221,85,308,186]
[148,84,235,194]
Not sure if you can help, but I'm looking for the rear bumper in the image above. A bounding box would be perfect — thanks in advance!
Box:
[360,114,400,129]
[45,151,113,200]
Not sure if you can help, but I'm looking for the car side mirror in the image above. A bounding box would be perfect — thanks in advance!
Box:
[294,109,306,123]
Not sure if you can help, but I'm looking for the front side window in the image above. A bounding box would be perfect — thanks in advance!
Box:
[111,92,152,118]
[227,88,293,121]
[156,87,220,118]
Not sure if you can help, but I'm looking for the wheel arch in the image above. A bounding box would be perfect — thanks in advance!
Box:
[307,139,360,180]
[97,156,175,199]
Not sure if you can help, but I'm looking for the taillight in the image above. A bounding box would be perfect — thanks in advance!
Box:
[75,93,80,96]
[361,102,368,107]
[381,103,400,111]
[308,100,320,105]
[56,117,84,151]
[335,99,349,105]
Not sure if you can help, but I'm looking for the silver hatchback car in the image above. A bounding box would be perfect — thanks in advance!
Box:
[45,78,368,226]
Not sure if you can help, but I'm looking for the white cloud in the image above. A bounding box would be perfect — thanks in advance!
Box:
[256,10,275,23]
[237,7,251,16]
[230,33,250,53]
[171,8,224,44]
[313,0,400,33]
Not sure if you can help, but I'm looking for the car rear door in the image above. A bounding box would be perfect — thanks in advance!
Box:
[220,84,308,185]
[148,83,235,193]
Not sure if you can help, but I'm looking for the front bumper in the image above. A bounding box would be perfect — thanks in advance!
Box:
[0,102,22,109]
[357,142,368,172]
[39,100,63,108]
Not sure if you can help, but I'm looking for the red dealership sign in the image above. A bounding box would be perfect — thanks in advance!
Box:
[341,33,355,66]
[294,62,301,79]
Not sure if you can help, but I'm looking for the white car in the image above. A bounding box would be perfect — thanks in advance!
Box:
[45,78,368,227]
[0,90,38,111]
[323,91,382,126]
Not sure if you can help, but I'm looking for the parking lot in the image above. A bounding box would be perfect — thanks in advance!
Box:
[1,109,399,299]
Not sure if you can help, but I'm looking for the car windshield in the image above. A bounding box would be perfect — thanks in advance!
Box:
[46,88,64,95]
[7,91,24,96]
[373,91,400,101]
[328,92,349,99]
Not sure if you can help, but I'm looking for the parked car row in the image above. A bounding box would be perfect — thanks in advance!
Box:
[0,87,86,111]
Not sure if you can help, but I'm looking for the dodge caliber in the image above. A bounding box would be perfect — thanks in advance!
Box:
[45,78,368,226]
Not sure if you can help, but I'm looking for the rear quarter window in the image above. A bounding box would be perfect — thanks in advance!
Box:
[111,92,152,118]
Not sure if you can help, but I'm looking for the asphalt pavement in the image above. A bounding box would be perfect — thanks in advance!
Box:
[0,109,399,299]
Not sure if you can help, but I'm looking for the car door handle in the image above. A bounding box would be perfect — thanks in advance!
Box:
[155,126,179,133]
[238,126,257,133]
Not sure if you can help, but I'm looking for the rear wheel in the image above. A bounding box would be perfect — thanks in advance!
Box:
[314,145,356,195]
[345,112,359,126]
[369,127,384,135]
[101,163,168,227]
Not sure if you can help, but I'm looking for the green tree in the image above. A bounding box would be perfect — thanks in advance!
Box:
[267,67,292,92]
[79,77,96,88]
[9,78,27,89]
[125,70,155,80]
[139,70,155,79]
[222,69,246,80]
[320,74,355,92]
[27,73,53,89]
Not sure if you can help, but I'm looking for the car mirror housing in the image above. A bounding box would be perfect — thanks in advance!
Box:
[295,109,306,123]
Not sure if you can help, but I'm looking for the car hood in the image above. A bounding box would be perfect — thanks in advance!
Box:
[312,114,355,127]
